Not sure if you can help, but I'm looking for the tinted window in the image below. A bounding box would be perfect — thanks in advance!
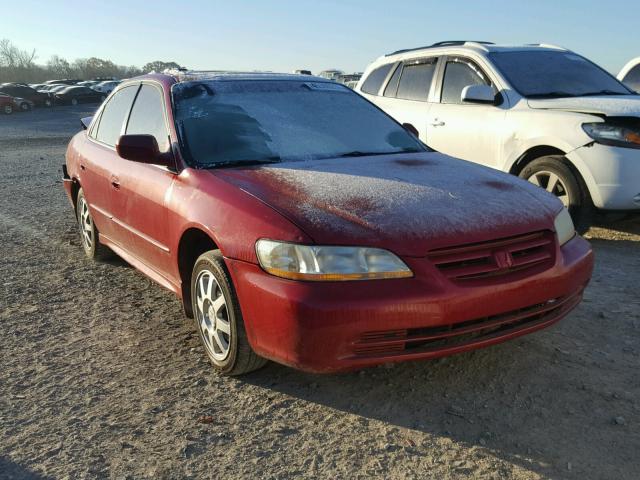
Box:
[396,59,437,102]
[126,84,169,151]
[95,85,138,146]
[623,65,640,91]
[441,60,489,104]
[490,51,630,98]
[361,64,393,95]
[174,80,425,167]
[383,64,402,97]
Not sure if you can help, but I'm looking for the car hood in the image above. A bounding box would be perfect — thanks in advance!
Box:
[211,152,562,256]
[527,95,640,117]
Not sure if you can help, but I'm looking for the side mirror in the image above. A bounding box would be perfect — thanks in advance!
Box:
[402,123,419,137]
[80,116,92,130]
[461,84,496,104]
[116,134,168,166]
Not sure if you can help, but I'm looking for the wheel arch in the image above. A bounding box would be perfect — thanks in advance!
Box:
[177,227,220,318]
[508,145,567,175]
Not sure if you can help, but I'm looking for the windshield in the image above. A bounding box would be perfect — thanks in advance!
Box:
[489,51,631,98]
[173,80,425,167]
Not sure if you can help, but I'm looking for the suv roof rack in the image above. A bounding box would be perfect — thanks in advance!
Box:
[161,69,302,82]
[386,41,494,57]
[525,43,567,50]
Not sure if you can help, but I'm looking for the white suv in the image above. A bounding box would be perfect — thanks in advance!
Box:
[357,41,640,230]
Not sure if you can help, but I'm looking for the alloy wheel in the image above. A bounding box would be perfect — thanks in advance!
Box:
[78,197,93,250]
[527,170,570,207]
[195,270,231,361]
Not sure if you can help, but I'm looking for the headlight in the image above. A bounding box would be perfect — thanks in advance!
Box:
[583,122,640,149]
[554,208,575,246]
[255,240,413,281]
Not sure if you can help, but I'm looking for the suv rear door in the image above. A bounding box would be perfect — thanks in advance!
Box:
[426,56,506,168]
[371,57,439,141]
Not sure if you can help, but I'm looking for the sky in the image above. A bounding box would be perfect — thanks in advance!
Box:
[2,0,639,75]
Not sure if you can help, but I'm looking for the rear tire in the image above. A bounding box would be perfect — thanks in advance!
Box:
[519,155,593,233]
[76,188,112,260]
[191,250,267,376]
[20,102,31,112]
[71,98,78,106]
[3,104,12,115]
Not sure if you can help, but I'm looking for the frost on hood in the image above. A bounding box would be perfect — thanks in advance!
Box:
[214,152,562,253]
[528,96,640,117]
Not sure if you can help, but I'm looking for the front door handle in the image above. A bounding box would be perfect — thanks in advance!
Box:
[110,175,120,190]
[430,119,446,127]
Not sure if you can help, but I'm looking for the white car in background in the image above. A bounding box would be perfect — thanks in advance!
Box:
[619,57,640,92]
[91,80,120,94]
[357,41,640,230]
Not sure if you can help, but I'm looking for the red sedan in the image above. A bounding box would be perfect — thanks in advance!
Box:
[63,72,593,374]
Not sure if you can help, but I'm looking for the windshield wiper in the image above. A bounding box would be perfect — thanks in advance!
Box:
[336,148,422,158]
[207,156,281,169]
[526,91,578,99]
[580,90,629,96]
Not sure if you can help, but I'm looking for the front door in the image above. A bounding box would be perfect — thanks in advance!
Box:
[426,57,506,169]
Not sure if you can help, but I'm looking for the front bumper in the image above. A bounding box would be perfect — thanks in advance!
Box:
[227,235,594,373]
[568,143,640,210]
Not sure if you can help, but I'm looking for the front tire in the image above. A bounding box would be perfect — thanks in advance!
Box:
[519,155,593,233]
[191,250,267,376]
[76,188,111,260]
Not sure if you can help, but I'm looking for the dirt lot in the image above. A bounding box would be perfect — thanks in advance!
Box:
[1,106,639,480]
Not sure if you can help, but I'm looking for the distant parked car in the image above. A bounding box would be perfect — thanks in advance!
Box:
[618,57,640,92]
[45,79,82,85]
[0,83,53,107]
[357,41,640,231]
[78,80,100,88]
[0,93,33,114]
[317,69,344,81]
[54,86,106,105]
[92,80,121,94]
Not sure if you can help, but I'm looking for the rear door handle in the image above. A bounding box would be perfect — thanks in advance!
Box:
[110,175,120,190]
[80,164,86,170]
[430,119,446,127]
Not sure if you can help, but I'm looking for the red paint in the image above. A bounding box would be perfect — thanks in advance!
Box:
[64,73,594,373]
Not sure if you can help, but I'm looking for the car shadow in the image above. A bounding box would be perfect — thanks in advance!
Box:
[0,457,51,479]
[238,311,635,479]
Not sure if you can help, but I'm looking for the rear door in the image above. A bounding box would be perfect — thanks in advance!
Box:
[426,56,506,168]
[373,57,439,142]
[81,84,140,242]
[108,83,176,278]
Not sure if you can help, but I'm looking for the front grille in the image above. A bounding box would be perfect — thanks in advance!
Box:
[353,291,581,358]
[427,231,555,282]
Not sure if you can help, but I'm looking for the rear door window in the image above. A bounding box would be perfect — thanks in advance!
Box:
[360,63,393,95]
[396,58,437,102]
[94,85,139,146]
[383,64,402,97]
[441,58,491,104]
[126,84,170,152]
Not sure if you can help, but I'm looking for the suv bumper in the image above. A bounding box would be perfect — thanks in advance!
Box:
[568,143,640,210]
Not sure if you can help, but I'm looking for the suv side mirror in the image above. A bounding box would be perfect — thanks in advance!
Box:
[461,84,496,104]
[116,134,169,167]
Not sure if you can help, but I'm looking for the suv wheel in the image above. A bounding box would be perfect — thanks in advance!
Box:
[191,250,267,376]
[76,188,112,260]
[519,155,593,233]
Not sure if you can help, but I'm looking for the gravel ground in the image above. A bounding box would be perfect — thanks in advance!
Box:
[1,106,639,480]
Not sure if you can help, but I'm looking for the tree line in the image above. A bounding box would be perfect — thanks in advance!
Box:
[0,39,181,83]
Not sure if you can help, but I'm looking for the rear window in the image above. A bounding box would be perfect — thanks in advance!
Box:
[360,64,393,95]
[173,80,425,167]
[396,59,437,102]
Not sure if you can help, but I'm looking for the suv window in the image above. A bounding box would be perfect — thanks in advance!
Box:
[441,59,490,104]
[94,85,138,146]
[383,64,402,97]
[361,63,393,95]
[396,59,437,102]
[126,84,169,152]
[623,65,640,91]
